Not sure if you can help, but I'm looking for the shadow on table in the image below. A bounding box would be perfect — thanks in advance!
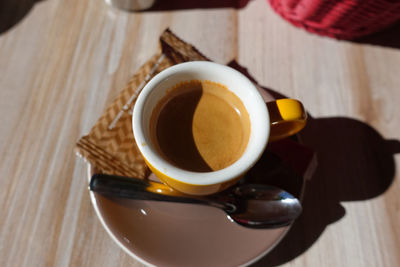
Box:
[142,0,251,11]
[0,0,44,35]
[252,115,399,266]
[227,61,400,266]
[352,20,400,49]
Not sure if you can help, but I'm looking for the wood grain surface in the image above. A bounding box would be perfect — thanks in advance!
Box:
[1,0,399,266]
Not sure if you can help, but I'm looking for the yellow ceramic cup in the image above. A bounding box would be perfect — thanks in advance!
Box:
[132,62,306,196]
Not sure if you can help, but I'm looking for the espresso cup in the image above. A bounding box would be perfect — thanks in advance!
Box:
[132,61,306,195]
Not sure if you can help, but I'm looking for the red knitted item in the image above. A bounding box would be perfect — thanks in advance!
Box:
[269,0,400,40]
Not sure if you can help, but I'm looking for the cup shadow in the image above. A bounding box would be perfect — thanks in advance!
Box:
[227,61,399,266]
[0,0,45,35]
[252,115,399,266]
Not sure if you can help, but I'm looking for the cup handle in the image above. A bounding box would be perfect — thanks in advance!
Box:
[266,99,307,142]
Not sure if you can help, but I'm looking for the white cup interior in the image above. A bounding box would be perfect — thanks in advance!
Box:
[132,61,270,185]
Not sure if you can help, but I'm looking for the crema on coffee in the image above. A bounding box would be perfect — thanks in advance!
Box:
[149,80,250,172]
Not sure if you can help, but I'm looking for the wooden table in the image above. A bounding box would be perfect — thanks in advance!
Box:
[1,0,399,266]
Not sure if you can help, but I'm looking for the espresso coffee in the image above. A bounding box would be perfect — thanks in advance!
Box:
[150,80,250,172]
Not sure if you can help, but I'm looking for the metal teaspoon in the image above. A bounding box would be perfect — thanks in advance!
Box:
[89,174,302,229]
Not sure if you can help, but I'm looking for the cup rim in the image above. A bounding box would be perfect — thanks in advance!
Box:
[132,61,269,186]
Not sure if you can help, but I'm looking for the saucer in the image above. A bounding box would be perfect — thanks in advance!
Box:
[88,164,289,267]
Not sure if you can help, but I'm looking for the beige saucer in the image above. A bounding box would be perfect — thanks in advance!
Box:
[88,165,289,267]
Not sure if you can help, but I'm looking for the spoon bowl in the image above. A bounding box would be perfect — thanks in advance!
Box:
[229,184,302,228]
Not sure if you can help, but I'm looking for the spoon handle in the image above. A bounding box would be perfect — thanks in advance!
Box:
[89,174,231,210]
